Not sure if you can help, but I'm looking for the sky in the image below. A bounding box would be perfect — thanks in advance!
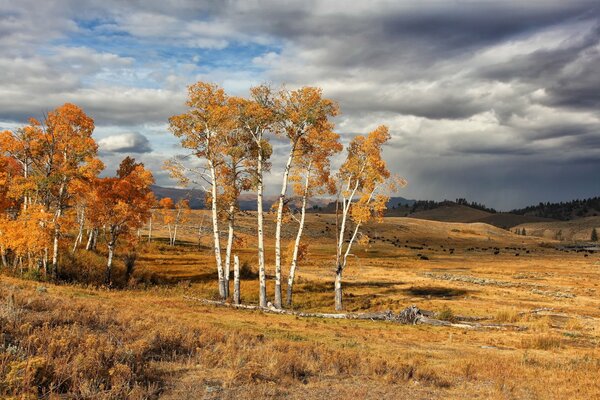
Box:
[0,0,599,210]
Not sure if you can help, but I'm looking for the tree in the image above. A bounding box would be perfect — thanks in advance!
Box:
[159,197,176,244]
[272,86,338,308]
[230,85,277,307]
[0,155,23,268]
[333,126,404,310]
[592,228,598,242]
[147,198,159,242]
[216,115,254,298]
[44,104,101,276]
[0,105,102,277]
[0,206,51,273]
[169,82,233,298]
[285,123,342,307]
[88,158,154,285]
[171,199,191,246]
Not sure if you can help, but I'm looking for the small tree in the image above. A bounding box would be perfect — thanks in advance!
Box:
[88,158,154,286]
[169,82,232,298]
[592,228,598,242]
[171,199,191,246]
[285,123,342,307]
[231,86,277,307]
[333,126,405,310]
[272,86,338,308]
[158,197,175,244]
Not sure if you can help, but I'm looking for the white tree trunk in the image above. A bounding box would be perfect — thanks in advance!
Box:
[106,232,116,286]
[334,183,374,311]
[233,255,240,305]
[51,219,60,277]
[0,244,7,269]
[209,162,225,298]
[85,228,97,251]
[334,265,343,311]
[224,206,235,299]
[286,167,311,307]
[148,212,153,242]
[274,147,295,308]
[257,150,267,307]
[172,207,182,246]
[72,207,85,253]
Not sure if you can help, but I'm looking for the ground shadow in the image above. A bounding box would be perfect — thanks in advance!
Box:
[402,286,469,298]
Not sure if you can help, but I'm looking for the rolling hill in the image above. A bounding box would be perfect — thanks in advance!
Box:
[513,216,600,242]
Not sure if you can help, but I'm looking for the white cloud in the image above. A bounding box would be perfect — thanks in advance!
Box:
[98,132,152,153]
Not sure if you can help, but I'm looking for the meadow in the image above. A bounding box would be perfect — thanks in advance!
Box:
[2,211,600,399]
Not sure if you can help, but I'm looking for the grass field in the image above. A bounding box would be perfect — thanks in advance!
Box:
[2,211,600,399]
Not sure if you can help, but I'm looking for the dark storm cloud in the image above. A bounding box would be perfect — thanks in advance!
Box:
[1,0,600,208]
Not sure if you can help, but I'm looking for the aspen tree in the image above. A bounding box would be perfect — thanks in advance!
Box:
[333,126,405,310]
[272,87,338,308]
[285,124,341,307]
[231,86,277,307]
[169,82,232,298]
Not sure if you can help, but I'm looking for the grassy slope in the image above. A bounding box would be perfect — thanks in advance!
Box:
[2,213,600,399]
[514,216,600,242]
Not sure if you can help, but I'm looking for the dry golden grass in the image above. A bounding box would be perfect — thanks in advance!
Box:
[2,211,600,399]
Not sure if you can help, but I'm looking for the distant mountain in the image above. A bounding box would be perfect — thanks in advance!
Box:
[152,185,205,209]
[152,185,318,211]
[152,185,597,229]
[511,197,600,221]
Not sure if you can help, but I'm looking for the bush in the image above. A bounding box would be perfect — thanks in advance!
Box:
[59,250,115,287]
[436,305,456,322]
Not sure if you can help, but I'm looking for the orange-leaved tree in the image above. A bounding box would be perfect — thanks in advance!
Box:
[44,104,101,276]
[285,123,342,307]
[0,105,102,277]
[333,126,405,310]
[230,85,277,307]
[88,157,154,285]
[158,197,176,245]
[272,86,338,308]
[168,81,232,298]
[0,155,22,268]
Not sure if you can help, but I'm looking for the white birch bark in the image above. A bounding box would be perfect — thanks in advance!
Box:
[256,145,267,307]
[286,166,311,307]
[148,211,153,242]
[209,161,225,298]
[273,146,295,308]
[106,228,116,286]
[72,207,85,253]
[224,205,235,299]
[233,254,240,305]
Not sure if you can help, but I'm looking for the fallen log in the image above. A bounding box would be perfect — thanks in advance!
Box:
[183,297,527,331]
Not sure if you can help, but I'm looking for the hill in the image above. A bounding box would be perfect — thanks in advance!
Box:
[511,197,600,221]
[474,213,555,229]
[407,204,491,223]
[152,185,205,209]
[514,216,600,242]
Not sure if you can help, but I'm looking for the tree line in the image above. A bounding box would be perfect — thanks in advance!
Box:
[0,82,405,311]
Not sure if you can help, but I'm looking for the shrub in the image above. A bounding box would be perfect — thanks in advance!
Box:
[436,305,456,322]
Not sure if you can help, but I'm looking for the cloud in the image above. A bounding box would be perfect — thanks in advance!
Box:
[1,0,600,209]
[98,132,152,153]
